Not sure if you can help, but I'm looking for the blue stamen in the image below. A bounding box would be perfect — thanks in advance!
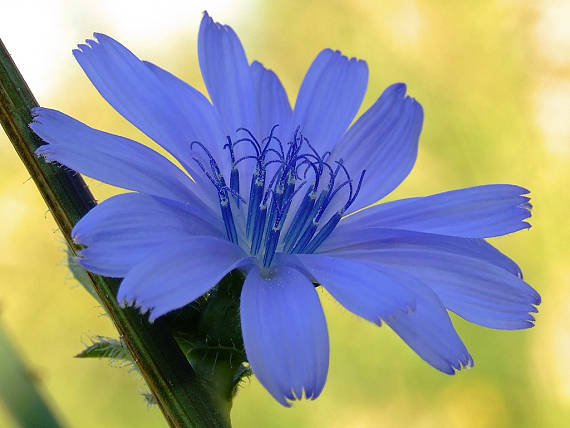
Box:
[220,192,239,245]
[224,136,236,163]
[261,184,292,267]
[233,138,260,155]
[192,156,218,188]
[323,179,351,212]
[261,147,283,160]
[229,166,240,207]
[260,124,280,155]
[262,226,281,268]
[276,172,296,227]
[250,203,267,255]
[190,140,215,159]
[259,162,286,243]
[234,155,259,166]
[224,137,241,207]
[282,186,316,252]
[291,220,318,253]
[192,126,365,265]
[246,163,265,238]
[263,184,283,246]
[303,211,343,253]
[287,187,328,252]
[236,128,262,153]
[345,170,366,209]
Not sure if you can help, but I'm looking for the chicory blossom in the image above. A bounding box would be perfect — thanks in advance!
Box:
[30,12,540,406]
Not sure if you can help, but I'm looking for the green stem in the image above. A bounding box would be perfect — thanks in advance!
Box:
[0,38,230,427]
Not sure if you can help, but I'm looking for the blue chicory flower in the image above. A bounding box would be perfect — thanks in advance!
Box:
[30,12,540,406]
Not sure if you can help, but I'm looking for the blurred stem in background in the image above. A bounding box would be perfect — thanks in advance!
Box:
[0,38,231,427]
[0,324,62,427]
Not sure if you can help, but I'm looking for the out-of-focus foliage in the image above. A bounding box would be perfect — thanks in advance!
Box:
[0,325,62,427]
[0,0,568,427]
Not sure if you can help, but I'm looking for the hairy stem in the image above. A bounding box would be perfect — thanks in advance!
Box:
[0,38,230,428]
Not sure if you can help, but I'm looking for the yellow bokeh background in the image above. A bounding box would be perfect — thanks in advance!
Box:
[1,0,568,427]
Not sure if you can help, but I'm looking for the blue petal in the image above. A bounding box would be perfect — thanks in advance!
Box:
[250,61,293,181]
[329,83,424,212]
[31,108,207,206]
[381,267,473,374]
[198,12,258,194]
[72,33,206,182]
[73,193,224,277]
[343,184,532,238]
[240,265,329,406]
[332,247,540,329]
[198,12,257,135]
[117,237,251,322]
[143,60,229,177]
[320,227,523,278]
[292,49,368,153]
[250,61,292,141]
[290,254,416,325]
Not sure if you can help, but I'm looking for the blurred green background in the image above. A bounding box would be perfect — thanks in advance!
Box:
[1,0,568,426]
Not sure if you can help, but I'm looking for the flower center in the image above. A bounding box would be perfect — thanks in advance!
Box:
[192,126,365,268]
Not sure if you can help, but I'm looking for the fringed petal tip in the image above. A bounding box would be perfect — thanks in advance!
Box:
[116,287,139,311]
[241,266,329,408]
[29,106,43,119]
[72,43,91,61]
[201,10,231,32]
[261,382,325,408]
[265,384,328,408]
[72,33,119,63]
[531,288,542,305]
[70,227,82,245]
[250,60,280,79]
[343,184,535,238]
[447,354,474,375]
[78,32,111,46]
[324,48,368,70]
[32,143,67,166]
[513,303,541,329]
[514,190,533,225]
[116,293,157,322]
[29,108,58,155]
[30,110,54,159]
[117,295,133,309]
[116,279,136,309]
[389,81,407,95]
[275,387,324,408]
[28,107,50,132]
[33,144,51,160]
[388,81,422,108]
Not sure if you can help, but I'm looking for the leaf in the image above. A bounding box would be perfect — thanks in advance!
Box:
[76,336,158,405]
[76,336,131,364]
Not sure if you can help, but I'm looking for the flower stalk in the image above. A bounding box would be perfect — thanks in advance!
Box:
[0,38,230,428]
